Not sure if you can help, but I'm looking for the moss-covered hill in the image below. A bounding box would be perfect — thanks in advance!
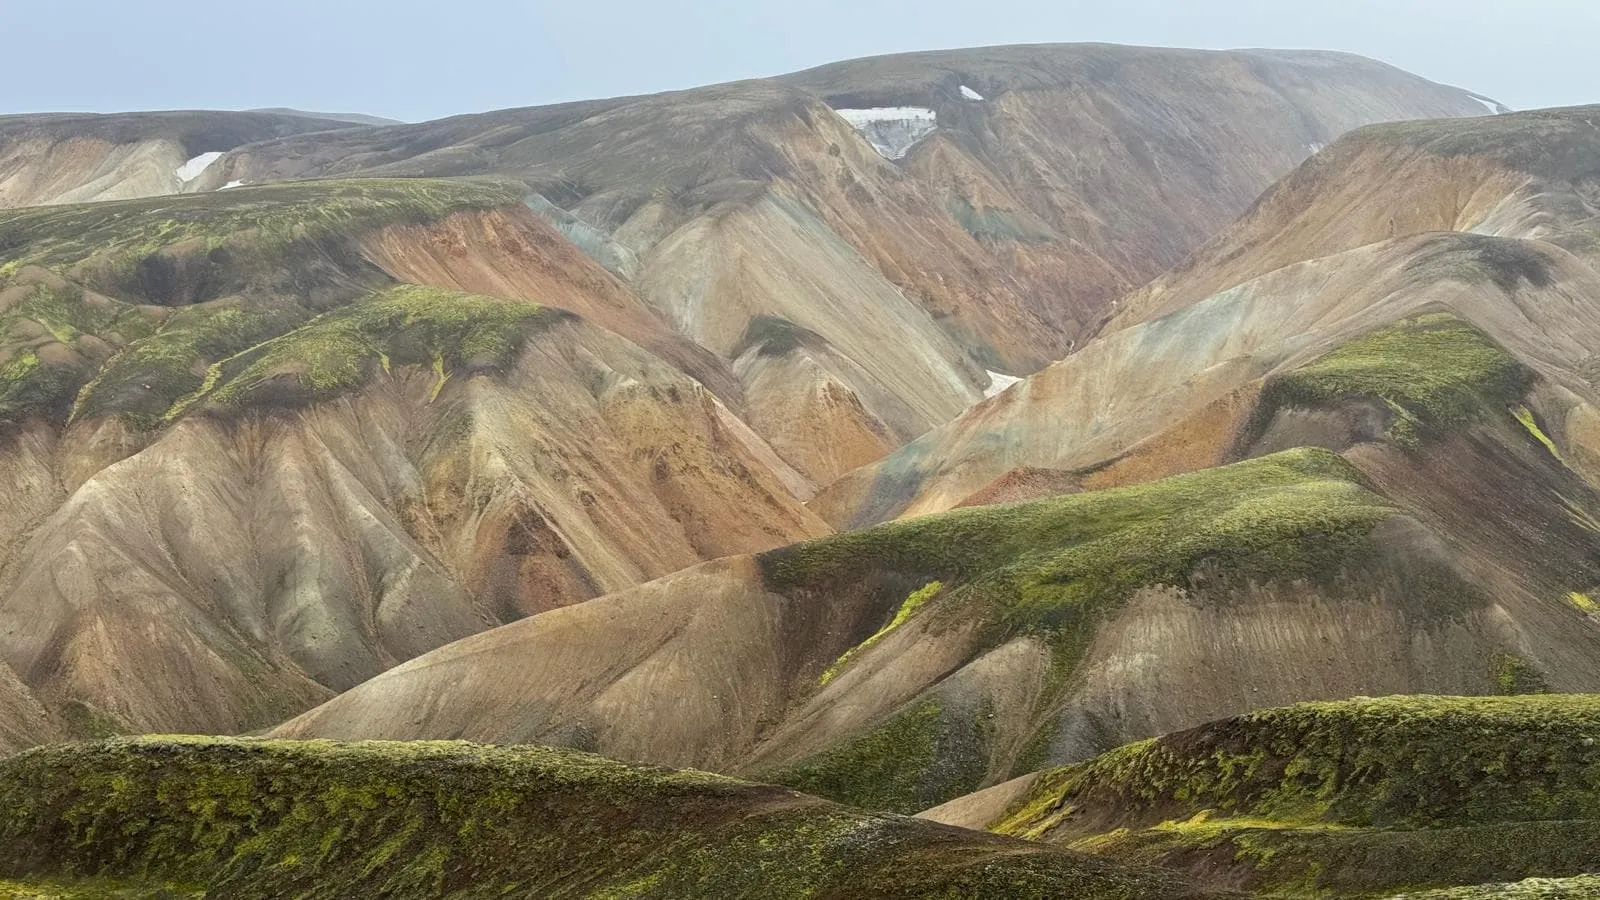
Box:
[992,695,1600,897]
[0,737,1216,900]
[1251,313,1533,450]
[0,179,543,430]
[756,448,1450,811]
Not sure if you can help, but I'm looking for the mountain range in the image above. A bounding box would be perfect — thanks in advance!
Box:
[1,41,1596,899]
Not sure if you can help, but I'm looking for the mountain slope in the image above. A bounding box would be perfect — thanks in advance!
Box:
[215,44,1492,372]
[1109,105,1600,332]
[816,107,1600,527]
[0,736,1217,899]
[275,377,1600,812]
[0,110,360,208]
[977,696,1600,897]
[0,180,825,741]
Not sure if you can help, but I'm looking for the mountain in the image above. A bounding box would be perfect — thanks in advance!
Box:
[0,179,824,741]
[945,695,1600,897]
[0,736,1219,899]
[273,106,1600,821]
[816,105,1600,526]
[215,44,1493,374]
[0,44,1500,750]
[0,110,359,208]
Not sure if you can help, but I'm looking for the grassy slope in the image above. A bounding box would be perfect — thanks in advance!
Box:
[0,180,537,430]
[1254,313,1533,449]
[0,737,1208,900]
[761,449,1407,813]
[0,178,519,281]
[994,696,1600,896]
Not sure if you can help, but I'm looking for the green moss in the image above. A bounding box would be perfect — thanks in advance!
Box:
[1515,405,1564,461]
[0,737,1194,899]
[189,285,554,412]
[997,695,1600,837]
[0,877,198,898]
[767,700,988,815]
[0,284,162,427]
[71,301,306,429]
[994,695,1600,896]
[764,448,1400,660]
[0,178,521,283]
[1491,653,1550,696]
[1257,314,1532,449]
[819,581,942,686]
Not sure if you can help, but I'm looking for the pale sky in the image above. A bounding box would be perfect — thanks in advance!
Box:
[7,0,1597,122]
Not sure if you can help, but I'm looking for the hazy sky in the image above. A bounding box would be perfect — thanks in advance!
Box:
[7,0,1597,122]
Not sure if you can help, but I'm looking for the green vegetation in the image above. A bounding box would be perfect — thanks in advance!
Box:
[1491,653,1549,695]
[0,178,521,284]
[1514,405,1564,460]
[999,695,1600,834]
[0,283,162,427]
[0,737,1194,900]
[767,699,992,815]
[993,695,1600,896]
[765,448,1401,644]
[0,178,536,429]
[72,300,306,429]
[0,877,197,898]
[188,285,556,412]
[819,581,942,685]
[1257,314,1532,449]
[758,450,1429,813]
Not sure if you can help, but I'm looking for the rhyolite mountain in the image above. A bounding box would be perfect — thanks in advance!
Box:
[6,37,1598,900]
[0,43,1499,748]
[276,106,1600,832]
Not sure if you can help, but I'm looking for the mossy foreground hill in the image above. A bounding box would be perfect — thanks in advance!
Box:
[0,737,1216,900]
[992,695,1600,897]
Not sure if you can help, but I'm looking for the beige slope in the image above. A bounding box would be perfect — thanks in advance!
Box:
[0,182,828,741]
[273,557,837,770]
[0,313,824,737]
[814,232,1600,526]
[1110,106,1600,331]
[0,110,357,207]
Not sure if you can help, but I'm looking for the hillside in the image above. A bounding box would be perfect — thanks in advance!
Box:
[276,361,1600,812]
[816,106,1600,527]
[0,110,356,208]
[973,695,1600,897]
[0,179,827,744]
[0,736,1215,899]
[212,44,1491,374]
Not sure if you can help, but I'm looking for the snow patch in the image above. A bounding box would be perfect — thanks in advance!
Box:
[960,85,984,101]
[175,151,223,184]
[1306,142,1325,154]
[833,107,937,160]
[220,180,247,190]
[1468,93,1511,116]
[983,370,1022,399]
